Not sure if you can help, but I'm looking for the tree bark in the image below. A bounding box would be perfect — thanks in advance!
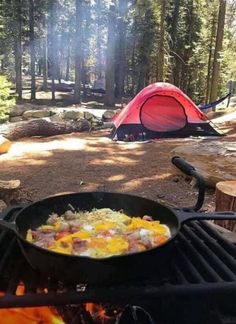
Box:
[56,34,61,84]
[49,0,57,101]
[168,0,181,84]
[29,0,36,99]
[14,0,22,100]
[158,0,166,81]
[96,0,102,78]
[104,5,116,106]
[130,37,136,96]
[215,181,236,231]
[210,0,226,104]
[42,38,48,90]
[0,119,91,141]
[74,0,83,103]
[65,33,71,81]
[205,14,217,103]
[115,0,128,98]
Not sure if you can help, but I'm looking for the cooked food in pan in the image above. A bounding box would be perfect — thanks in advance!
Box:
[26,208,171,258]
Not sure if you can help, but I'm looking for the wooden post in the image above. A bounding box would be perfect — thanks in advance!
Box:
[215,181,236,231]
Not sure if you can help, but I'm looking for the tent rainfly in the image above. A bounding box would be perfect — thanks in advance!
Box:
[111,83,221,141]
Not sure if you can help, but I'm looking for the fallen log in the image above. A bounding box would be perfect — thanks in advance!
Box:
[0,118,91,140]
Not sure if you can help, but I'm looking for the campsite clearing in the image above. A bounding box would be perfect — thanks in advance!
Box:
[0,123,235,212]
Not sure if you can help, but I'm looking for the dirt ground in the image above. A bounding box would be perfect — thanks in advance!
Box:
[0,129,220,212]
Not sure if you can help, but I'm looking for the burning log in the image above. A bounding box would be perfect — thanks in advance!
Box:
[0,118,91,141]
[215,180,236,231]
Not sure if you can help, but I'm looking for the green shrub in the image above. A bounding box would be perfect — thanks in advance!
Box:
[0,75,15,123]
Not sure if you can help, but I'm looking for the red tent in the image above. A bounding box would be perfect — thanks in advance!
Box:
[111,83,221,141]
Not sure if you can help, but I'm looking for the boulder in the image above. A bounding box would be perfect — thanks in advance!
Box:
[171,141,236,187]
[9,105,28,117]
[77,118,91,131]
[91,117,103,128]
[102,110,117,122]
[23,110,51,120]
[84,111,94,121]
[0,136,12,154]
[10,116,23,123]
[50,113,64,122]
[63,110,84,121]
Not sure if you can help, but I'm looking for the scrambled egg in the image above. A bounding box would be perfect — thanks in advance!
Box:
[26,208,171,258]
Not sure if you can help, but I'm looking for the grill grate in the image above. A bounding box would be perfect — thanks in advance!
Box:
[1,214,236,308]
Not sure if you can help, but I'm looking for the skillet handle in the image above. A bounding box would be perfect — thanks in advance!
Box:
[0,204,27,236]
[0,220,19,236]
[177,210,236,224]
[0,204,27,221]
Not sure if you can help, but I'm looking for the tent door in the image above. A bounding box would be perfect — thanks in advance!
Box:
[140,95,187,132]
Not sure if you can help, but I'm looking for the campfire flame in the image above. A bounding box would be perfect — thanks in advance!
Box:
[0,284,64,324]
[0,307,64,324]
[0,284,121,324]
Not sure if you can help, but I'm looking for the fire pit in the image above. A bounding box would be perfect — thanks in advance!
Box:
[1,209,236,322]
[0,158,236,323]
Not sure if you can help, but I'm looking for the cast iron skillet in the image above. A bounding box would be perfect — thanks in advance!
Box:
[0,191,236,284]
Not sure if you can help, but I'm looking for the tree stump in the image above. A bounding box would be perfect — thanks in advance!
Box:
[0,179,32,206]
[215,181,236,231]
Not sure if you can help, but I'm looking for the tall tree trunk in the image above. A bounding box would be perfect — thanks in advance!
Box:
[81,52,87,97]
[115,0,128,98]
[96,0,102,78]
[210,0,226,104]
[158,0,166,81]
[29,0,36,99]
[56,34,61,84]
[49,0,56,101]
[74,0,83,103]
[65,33,70,81]
[14,0,22,100]
[205,14,217,103]
[131,37,136,96]
[42,14,48,91]
[168,0,181,84]
[104,5,116,106]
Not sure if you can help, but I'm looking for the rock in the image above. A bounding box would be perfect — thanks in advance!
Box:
[171,141,236,188]
[50,113,64,122]
[63,110,84,121]
[0,136,12,154]
[0,179,21,189]
[84,111,94,121]
[102,110,117,122]
[9,105,28,117]
[101,122,114,129]
[23,109,51,119]
[91,117,103,127]
[77,118,91,131]
[9,116,23,123]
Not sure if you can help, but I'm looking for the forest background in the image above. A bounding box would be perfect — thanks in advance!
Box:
[0,0,235,114]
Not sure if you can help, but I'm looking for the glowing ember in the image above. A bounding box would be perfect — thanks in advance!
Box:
[85,303,121,323]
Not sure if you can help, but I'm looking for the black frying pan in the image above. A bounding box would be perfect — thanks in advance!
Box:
[0,191,236,284]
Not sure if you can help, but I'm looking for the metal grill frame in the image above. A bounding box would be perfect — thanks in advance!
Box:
[1,215,236,308]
